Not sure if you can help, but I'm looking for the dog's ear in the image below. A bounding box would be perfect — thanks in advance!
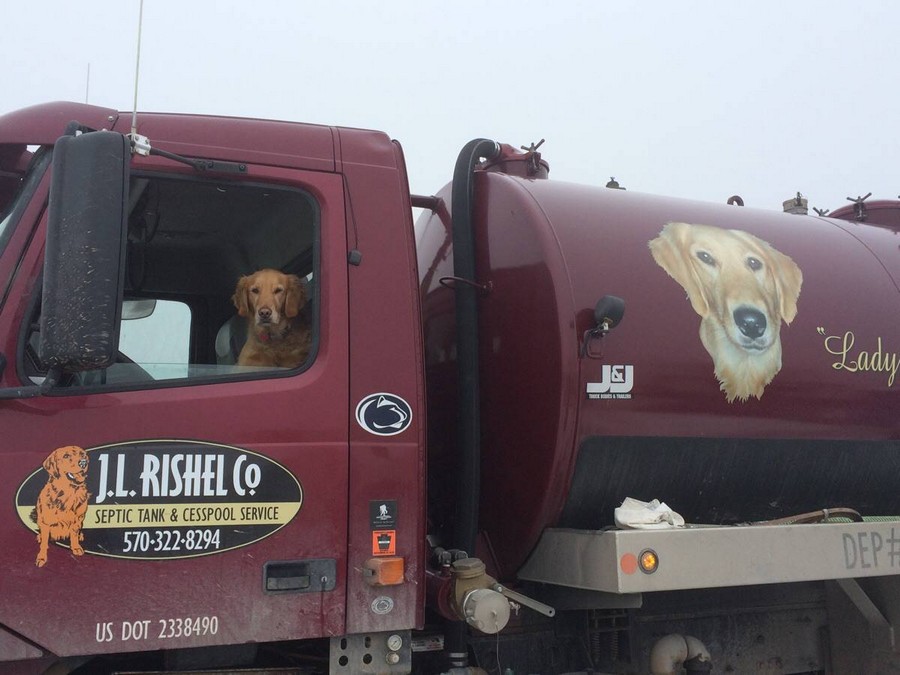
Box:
[649,223,710,317]
[767,245,803,324]
[232,275,252,317]
[284,275,307,319]
[42,450,60,478]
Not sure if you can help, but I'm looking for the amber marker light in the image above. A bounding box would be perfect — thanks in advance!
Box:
[639,549,659,574]
[363,556,405,586]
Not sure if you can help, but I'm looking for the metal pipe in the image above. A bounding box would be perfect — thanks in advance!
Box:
[411,194,441,210]
[649,634,712,674]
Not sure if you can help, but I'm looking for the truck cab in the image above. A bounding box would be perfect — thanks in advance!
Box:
[0,102,425,672]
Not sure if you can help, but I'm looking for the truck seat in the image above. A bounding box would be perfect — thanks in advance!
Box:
[215,315,247,365]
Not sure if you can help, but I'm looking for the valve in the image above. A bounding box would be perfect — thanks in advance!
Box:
[462,588,510,634]
[445,558,555,634]
[519,139,546,177]
[846,192,872,221]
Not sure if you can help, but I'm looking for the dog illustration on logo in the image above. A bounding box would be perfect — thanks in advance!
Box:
[649,222,803,402]
[30,446,90,567]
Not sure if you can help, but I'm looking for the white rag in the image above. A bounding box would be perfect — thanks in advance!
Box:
[614,497,685,529]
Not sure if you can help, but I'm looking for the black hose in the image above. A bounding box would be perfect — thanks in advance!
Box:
[450,138,499,556]
[444,138,499,671]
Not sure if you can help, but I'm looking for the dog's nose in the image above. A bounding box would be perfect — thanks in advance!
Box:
[734,307,767,339]
[258,307,272,320]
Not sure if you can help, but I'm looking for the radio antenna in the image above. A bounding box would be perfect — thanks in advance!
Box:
[130,0,145,139]
[85,63,90,104]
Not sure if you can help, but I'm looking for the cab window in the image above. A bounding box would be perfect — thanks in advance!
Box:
[26,173,319,389]
[0,145,49,258]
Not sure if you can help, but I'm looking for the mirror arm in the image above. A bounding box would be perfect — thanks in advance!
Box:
[0,364,64,401]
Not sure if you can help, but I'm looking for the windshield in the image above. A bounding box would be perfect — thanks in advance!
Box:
[0,145,50,256]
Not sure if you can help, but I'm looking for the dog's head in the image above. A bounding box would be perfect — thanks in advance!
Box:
[232,269,307,328]
[649,222,803,353]
[43,446,89,485]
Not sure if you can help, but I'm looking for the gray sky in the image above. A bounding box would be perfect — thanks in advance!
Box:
[4,1,898,214]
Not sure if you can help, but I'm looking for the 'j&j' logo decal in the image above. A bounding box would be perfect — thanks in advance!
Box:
[16,440,303,565]
[355,393,413,436]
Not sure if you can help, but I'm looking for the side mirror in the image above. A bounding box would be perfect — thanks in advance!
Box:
[39,130,129,371]
[123,298,157,320]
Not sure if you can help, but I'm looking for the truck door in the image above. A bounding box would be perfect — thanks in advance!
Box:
[0,159,350,658]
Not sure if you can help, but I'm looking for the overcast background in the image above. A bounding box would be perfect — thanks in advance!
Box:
[3,1,898,214]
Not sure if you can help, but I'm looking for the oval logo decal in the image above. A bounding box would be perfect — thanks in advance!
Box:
[355,393,413,436]
[16,440,302,564]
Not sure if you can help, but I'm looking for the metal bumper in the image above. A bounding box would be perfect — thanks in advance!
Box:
[518,521,900,593]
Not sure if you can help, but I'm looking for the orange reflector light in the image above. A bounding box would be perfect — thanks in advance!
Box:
[620,553,638,575]
[363,556,405,586]
[639,549,659,574]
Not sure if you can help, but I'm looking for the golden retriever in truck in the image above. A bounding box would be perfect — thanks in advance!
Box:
[649,222,803,402]
[232,268,311,369]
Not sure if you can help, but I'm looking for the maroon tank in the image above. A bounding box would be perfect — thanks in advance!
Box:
[418,157,900,578]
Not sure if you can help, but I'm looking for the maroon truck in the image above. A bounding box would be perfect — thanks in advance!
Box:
[0,101,898,674]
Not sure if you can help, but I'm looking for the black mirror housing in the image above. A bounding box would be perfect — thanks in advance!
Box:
[39,130,129,371]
